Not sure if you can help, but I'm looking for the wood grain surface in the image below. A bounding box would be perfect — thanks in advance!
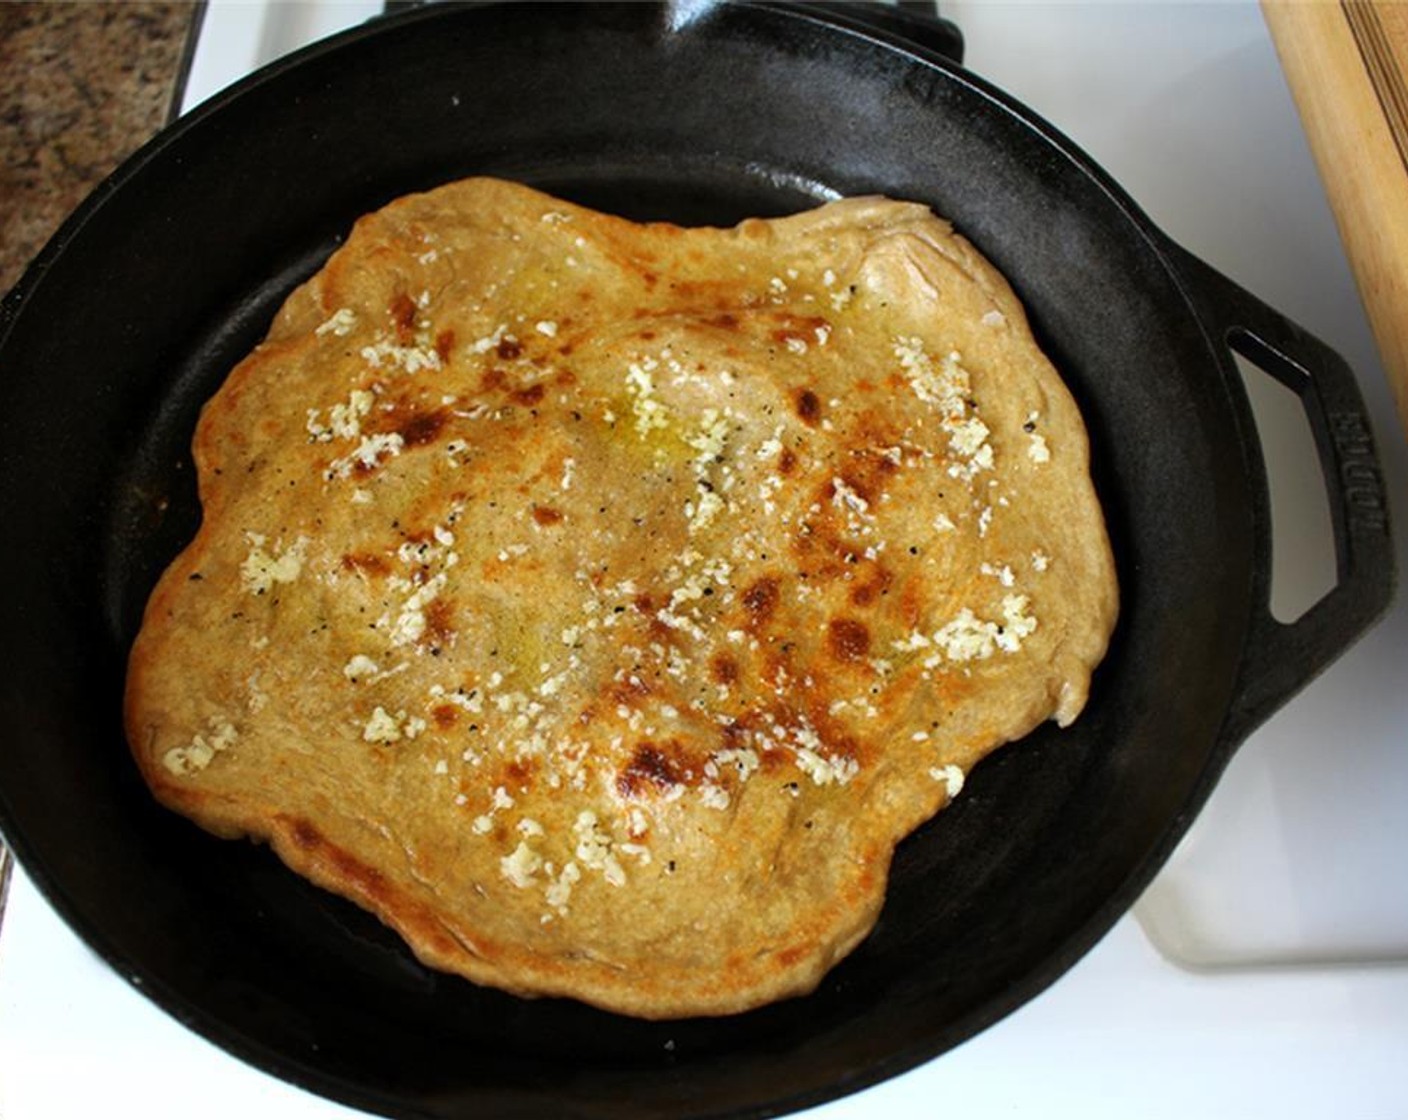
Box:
[1263,0,1408,441]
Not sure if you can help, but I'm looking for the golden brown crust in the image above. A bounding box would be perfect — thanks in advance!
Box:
[124,177,1117,1018]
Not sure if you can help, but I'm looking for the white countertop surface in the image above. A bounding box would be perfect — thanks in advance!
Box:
[3,3,1405,1117]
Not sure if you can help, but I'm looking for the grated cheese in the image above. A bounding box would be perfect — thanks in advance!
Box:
[306,388,375,444]
[239,534,309,595]
[325,431,405,481]
[928,763,965,799]
[161,715,238,776]
[500,841,542,888]
[314,308,358,337]
[360,337,442,375]
[573,810,626,887]
[343,654,381,682]
[625,359,670,436]
[362,705,408,743]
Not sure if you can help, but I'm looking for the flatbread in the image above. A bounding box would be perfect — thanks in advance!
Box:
[124,177,1117,1018]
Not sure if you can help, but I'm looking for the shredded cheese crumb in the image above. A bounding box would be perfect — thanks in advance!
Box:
[699,783,730,810]
[545,861,581,911]
[362,705,406,744]
[325,431,405,480]
[469,324,512,354]
[894,337,994,481]
[315,308,357,337]
[997,593,1038,651]
[932,609,1000,662]
[343,654,381,682]
[928,763,966,799]
[360,337,441,375]
[161,716,238,776]
[500,841,542,888]
[306,388,375,443]
[239,534,308,595]
[574,810,627,887]
[625,360,670,436]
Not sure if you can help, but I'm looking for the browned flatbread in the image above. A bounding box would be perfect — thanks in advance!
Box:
[124,177,1117,1018]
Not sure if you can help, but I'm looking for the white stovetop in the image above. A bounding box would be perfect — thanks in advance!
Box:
[3,3,1406,1117]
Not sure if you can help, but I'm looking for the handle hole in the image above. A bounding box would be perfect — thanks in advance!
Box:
[1230,340,1336,623]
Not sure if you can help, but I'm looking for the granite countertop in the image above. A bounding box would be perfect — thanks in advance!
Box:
[0,1,198,297]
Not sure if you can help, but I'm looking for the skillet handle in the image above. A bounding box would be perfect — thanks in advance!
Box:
[1167,244,1396,745]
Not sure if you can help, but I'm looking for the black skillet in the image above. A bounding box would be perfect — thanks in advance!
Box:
[0,3,1395,1117]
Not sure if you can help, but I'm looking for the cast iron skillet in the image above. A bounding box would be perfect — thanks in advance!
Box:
[0,3,1395,1117]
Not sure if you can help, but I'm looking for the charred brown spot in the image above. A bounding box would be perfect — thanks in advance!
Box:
[609,672,651,708]
[434,328,456,362]
[617,741,681,798]
[795,388,822,426]
[774,312,828,331]
[710,312,739,330]
[279,829,375,907]
[742,577,780,624]
[328,845,387,894]
[647,617,677,646]
[481,367,509,392]
[432,704,459,729]
[710,653,739,685]
[288,819,321,850]
[389,292,417,338]
[398,409,448,447]
[775,944,808,968]
[424,598,455,646]
[827,617,871,661]
[639,330,657,341]
[512,383,545,406]
[633,592,656,614]
[849,565,894,607]
[758,745,790,774]
[496,336,522,360]
[720,719,749,750]
[836,472,871,504]
[777,447,798,475]
[898,582,926,630]
[531,505,563,526]
[341,552,391,577]
[504,758,537,788]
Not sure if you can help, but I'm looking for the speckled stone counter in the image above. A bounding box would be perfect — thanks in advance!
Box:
[0,2,198,296]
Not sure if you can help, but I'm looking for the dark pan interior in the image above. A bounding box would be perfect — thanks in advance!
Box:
[0,4,1255,1117]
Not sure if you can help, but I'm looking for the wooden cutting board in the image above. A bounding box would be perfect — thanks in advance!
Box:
[1263,0,1408,441]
